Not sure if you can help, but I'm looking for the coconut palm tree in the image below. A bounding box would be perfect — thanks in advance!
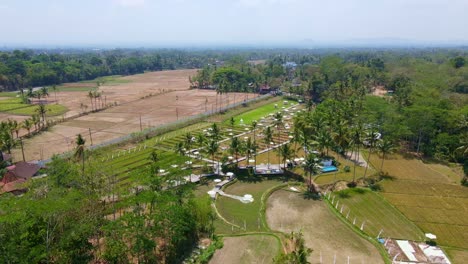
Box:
[377,138,395,173]
[31,114,40,131]
[251,120,258,166]
[35,103,49,128]
[13,120,21,139]
[205,139,219,173]
[315,129,333,157]
[303,153,320,192]
[196,133,205,148]
[278,143,293,172]
[230,136,242,165]
[350,122,365,183]
[245,137,257,167]
[210,123,221,141]
[363,128,380,179]
[264,126,274,168]
[52,85,58,104]
[74,134,86,176]
[184,132,193,152]
[0,130,14,154]
[22,118,33,136]
[88,91,94,111]
[40,86,49,103]
[174,141,185,157]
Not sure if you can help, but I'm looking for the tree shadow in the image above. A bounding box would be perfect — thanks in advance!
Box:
[301,191,321,200]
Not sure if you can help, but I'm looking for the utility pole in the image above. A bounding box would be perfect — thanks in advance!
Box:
[139,115,142,131]
[89,128,93,146]
[20,137,25,161]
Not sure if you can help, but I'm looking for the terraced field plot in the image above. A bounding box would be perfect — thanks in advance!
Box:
[367,153,468,250]
[331,188,424,240]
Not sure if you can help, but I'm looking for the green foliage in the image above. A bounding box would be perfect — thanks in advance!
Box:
[196,236,224,264]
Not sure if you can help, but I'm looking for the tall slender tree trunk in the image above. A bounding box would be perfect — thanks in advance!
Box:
[363,148,372,179]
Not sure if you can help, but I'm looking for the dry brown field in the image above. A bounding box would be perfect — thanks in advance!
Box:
[267,190,384,264]
[10,70,253,161]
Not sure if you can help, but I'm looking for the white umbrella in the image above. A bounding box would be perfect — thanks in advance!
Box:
[214,179,222,183]
[425,233,437,240]
[228,156,234,160]
[226,172,234,177]
[248,159,255,163]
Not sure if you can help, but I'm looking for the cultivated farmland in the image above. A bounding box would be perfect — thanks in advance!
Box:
[368,153,468,250]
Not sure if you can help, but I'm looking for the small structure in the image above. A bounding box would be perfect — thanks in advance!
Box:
[0,161,41,195]
[383,239,451,264]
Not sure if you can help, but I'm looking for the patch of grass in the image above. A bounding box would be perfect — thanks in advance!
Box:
[224,99,296,126]
[443,248,468,264]
[333,188,425,241]
[0,92,19,97]
[0,98,68,116]
[215,177,292,233]
[79,75,131,85]
[55,86,95,92]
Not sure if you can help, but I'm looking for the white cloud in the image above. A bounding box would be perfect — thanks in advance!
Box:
[115,0,146,7]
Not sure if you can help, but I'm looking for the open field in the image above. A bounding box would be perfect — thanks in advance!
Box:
[267,189,384,264]
[215,176,292,233]
[0,97,68,116]
[210,235,279,264]
[222,99,295,125]
[10,70,258,161]
[367,153,468,250]
[332,188,424,240]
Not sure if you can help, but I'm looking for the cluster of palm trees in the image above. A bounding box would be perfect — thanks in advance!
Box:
[0,112,48,154]
[87,90,105,111]
[292,99,396,188]
[21,86,50,104]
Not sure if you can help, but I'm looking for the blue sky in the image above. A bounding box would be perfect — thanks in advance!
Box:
[1,0,467,47]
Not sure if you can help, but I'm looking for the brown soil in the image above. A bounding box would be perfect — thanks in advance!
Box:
[266,190,383,264]
[11,70,253,161]
[210,235,278,264]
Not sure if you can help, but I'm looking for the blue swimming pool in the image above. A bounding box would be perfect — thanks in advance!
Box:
[322,165,338,173]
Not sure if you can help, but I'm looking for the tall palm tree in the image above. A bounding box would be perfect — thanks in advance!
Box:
[13,120,21,139]
[274,112,283,169]
[278,143,293,172]
[303,153,320,192]
[205,140,219,173]
[52,85,58,104]
[315,129,333,157]
[350,122,365,183]
[40,86,49,103]
[251,121,258,167]
[22,118,33,136]
[0,130,14,154]
[245,137,257,167]
[264,126,274,168]
[74,134,86,176]
[88,91,94,111]
[377,138,395,173]
[35,104,49,128]
[230,137,241,165]
[363,128,380,179]
[31,114,40,131]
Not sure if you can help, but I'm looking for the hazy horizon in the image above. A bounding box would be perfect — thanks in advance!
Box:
[1,0,468,48]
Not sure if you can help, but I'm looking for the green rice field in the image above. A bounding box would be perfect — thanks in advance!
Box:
[0,97,68,116]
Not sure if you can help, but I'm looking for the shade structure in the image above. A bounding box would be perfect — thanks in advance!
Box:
[226,172,234,177]
[425,233,437,239]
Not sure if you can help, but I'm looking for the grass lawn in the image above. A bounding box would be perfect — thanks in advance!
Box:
[0,92,19,97]
[0,97,68,116]
[215,175,294,233]
[80,75,131,85]
[223,99,297,126]
[210,235,280,264]
[333,188,424,240]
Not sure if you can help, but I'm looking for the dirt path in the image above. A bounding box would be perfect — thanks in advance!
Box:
[266,190,383,264]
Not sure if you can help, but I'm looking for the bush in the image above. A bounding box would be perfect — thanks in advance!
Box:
[344,166,351,172]
[196,236,223,264]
